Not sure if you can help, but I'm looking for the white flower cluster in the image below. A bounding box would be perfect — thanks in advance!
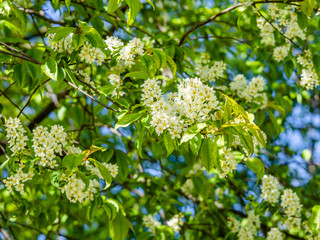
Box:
[5,117,28,155]
[142,77,219,139]
[60,173,100,203]
[273,44,290,62]
[266,228,283,240]
[167,213,184,232]
[32,125,70,168]
[119,38,145,67]
[195,55,227,82]
[281,189,302,230]
[228,216,240,233]
[86,161,119,178]
[230,74,267,108]
[142,214,161,234]
[257,4,306,47]
[238,210,261,240]
[219,147,237,177]
[261,174,281,204]
[48,33,106,65]
[105,36,124,53]
[3,163,34,194]
[47,33,74,54]
[79,42,105,66]
[297,50,319,90]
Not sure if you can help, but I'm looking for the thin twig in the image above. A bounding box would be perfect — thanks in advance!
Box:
[64,80,119,113]
[18,7,65,25]
[17,79,50,118]
[0,42,42,65]
[75,76,124,109]
[179,0,304,45]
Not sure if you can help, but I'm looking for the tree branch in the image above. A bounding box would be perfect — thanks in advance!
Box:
[64,80,119,113]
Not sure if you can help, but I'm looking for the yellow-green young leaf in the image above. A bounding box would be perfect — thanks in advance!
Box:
[163,132,174,157]
[189,134,202,156]
[115,112,145,129]
[108,0,120,13]
[85,28,104,48]
[125,0,141,25]
[308,205,320,234]
[109,213,129,240]
[246,157,265,183]
[180,122,206,144]
[145,0,155,9]
[200,138,220,171]
[64,62,77,84]
[41,57,58,81]
[223,94,249,121]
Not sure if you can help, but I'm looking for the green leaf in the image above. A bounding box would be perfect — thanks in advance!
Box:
[47,27,75,42]
[41,57,58,81]
[100,85,117,96]
[85,28,104,48]
[163,132,174,157]
[50,170,63,188]
[297,11,308,30]
[64,62,78,84]
[246,157,265,183]
[90,159,112,189]
[166,54,177,76]
[0,103,2,113]
[87,196,99,222]
[180,122,206,144]
[65,0,71,13]
[115,112,145,129]
[308,205,320,234]
[313,55,320,79]
[300,0,316,17]
[153,49,167,69]
[125,0,141,25]
[266,109,280,137]
[115,150,129,183]
[62,154,83,170]
[72,34,86,51]
[199,138,220,171]
[109,213,129,240]
[189,134,202,156]
[284,60,294,79]
[101,149,114,163]
[140,55,155,77]
[108,0,120,13]
[12,63,26,87]
[124,71,149,80]
[103,202,118,220]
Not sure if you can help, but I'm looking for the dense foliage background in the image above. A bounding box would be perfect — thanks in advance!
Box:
[1,0,320,239]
